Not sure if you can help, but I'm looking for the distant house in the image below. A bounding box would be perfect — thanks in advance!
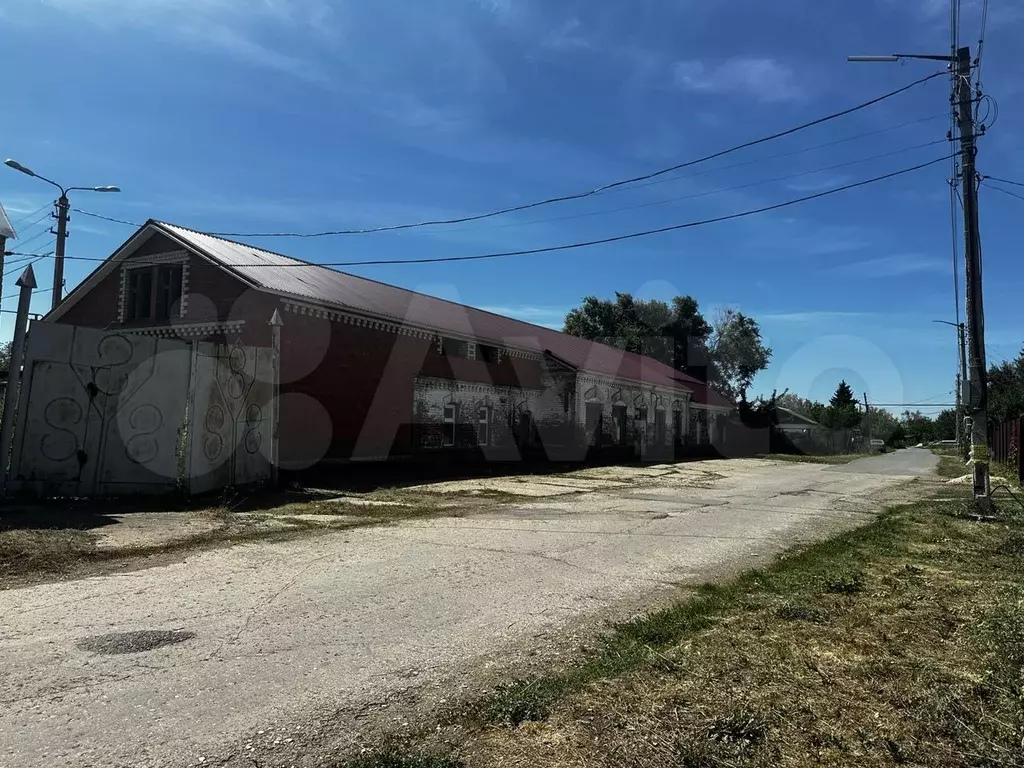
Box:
[46,220,733,468]
[774,406,825,435]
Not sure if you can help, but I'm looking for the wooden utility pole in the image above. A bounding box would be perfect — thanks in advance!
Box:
[955,46,990,498]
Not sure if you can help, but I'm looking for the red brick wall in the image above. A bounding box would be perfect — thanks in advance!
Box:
[52,238,549,465]
[276,309,547,464]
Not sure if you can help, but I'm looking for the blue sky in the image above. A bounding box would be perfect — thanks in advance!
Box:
[3,0,1023,412]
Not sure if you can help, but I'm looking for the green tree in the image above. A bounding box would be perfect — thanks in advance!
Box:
[776,392,828,423]
[563,292,712,375]
[933,408,957,440]
[867,407,900,443]
[0,340,10,379]
[822,380,861,429]
[902,410,937,444]
[987,348,1024,424]
[708,308,773,403]
[564,294,771,402]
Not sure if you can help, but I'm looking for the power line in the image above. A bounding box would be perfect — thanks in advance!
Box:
[72,209,140,228]
[195,72,946,239]
[57,154,952,270]
[408,138,949,235]
[72,120,952,238]
[982,175,1024,189]
[9,202,52,228]
[982,182,1024,203]
[975,0,990,101]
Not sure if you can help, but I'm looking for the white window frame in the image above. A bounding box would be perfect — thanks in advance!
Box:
[477,406,490,445]
[443,404,458,447]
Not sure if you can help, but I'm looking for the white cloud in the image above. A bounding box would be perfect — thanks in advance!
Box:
[32,0,333,81]
[477,305,568,329]
[673,57,805,103]
[833,255,949,277]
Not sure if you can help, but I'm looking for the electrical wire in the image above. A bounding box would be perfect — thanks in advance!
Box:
[8,208,53,240]
[397,138,950,236]
[72,120,953,238]
[56,154,952,270]
[982,175,1024,189]
[9,202,52,229]
[71,210,139,227]
[192,72,948,239]
[983,182,1024,203]
[975,0,990,113]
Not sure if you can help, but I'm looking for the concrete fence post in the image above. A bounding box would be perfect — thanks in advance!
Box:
[0,265,37,497]
[269,309,283,487]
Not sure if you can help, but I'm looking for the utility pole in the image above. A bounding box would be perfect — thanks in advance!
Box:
[864,392,873,450]
[955,46,990,498]
[849,46,990,499]
[3,159,119,313]
[51,194,69,312]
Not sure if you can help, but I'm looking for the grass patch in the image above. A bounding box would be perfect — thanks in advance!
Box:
[764,453,872,465]
[339,747,464,768]
[430,483,1024,767]
[0,529,99,580]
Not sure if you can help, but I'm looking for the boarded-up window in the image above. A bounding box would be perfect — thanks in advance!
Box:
[655,409,667,445]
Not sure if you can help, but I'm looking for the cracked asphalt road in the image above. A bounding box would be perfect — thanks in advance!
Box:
[0,450,936,768]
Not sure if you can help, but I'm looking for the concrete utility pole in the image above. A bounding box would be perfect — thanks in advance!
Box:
[0,265,37,496]
[955,46,991,498]
[864,392,872,450]
[934,319,968,452]
[3,159,119,312]
[51,194,69,312]
[849,46,990,499]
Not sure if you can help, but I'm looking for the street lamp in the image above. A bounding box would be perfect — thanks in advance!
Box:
[851,44,991,499]
[4,159,120,311]
[933,320,968,450]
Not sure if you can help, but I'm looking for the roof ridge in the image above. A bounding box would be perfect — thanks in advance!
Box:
[151,220,728,404]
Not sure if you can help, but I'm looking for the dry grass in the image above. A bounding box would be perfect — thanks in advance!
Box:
[343,483,1024,768]
[765,453,873,466]
[448,492,1024,768]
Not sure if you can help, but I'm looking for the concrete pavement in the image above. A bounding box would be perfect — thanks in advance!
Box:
[0,450,936,768]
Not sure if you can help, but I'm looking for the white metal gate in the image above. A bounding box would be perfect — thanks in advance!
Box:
[187,341,274,495]
[7,323,191,496]
[6,324,276,497]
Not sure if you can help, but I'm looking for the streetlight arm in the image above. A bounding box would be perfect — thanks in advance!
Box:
[849,53,954,63]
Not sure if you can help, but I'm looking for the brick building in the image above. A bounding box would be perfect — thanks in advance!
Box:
[48,220,733,468]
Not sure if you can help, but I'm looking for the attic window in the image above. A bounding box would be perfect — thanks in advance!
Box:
[125,264,183,322]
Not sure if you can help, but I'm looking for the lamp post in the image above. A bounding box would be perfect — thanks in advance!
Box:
[850,48,990,499]
[933,319,968,451]
[4,159,119,312]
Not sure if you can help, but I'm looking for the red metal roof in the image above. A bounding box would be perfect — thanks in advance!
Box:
[156,222,733,406]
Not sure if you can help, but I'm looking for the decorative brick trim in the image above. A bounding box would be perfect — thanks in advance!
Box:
[125,320,245,338]
[578,371,692,400]
[180,261,190,318]
[415,375,543,395]
[118,252,190,323]
[283,299,544,360]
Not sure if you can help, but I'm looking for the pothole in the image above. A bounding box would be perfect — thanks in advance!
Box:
[77,630,196,655]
